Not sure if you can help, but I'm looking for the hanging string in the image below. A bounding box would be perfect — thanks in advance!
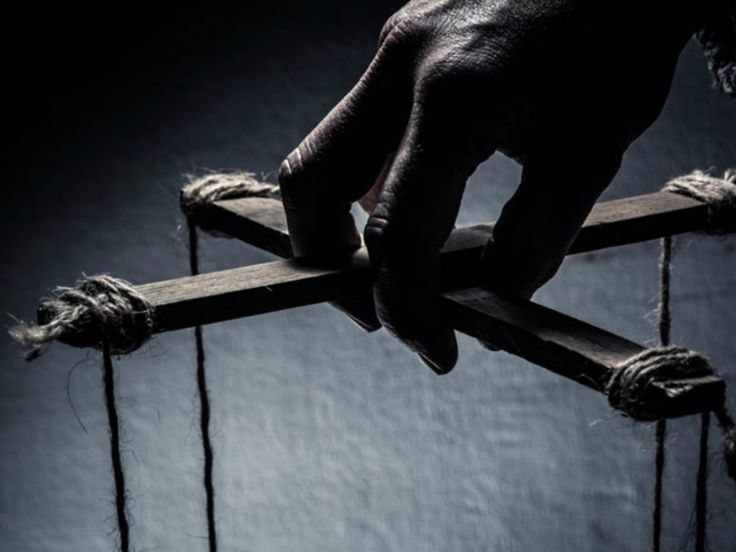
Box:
[609,232,736,550]
[102,341,130,552]
[187,217,218,552]
[9,276,152,552]
[654,235,734,552]
[653,419,666,552]
[652,236,671,552]
[646,170,736,551]
[694,412,710,552]
[655,236,713,552]
[178,170,282,551]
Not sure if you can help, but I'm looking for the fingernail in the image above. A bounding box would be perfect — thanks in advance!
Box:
[416,330,458,375]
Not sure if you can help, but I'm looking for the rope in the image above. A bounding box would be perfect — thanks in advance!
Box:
[178,171,282,550]
[653,418,666,552]
[187,217,218,552]
[653,235,672,552]
[694,412,710,552]
[10,275,153,360]
[179,171,282,550]
[663,169,736,234]
[180,171,281,235]
[8,277,149,550]
[607,222,735,551]
[102,341,130,552]
[608,347,736,478]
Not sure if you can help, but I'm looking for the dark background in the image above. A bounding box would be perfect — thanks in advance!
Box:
[2,3,735,551]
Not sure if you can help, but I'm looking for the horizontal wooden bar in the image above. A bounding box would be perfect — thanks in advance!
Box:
[199,190,708,259]
[139,252,372,333]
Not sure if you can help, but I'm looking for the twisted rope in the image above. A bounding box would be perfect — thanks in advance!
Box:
[179,170,282,550]
[8,276,149,552]
[10,275,153,360]
[607,346,736,481]
[663,169,736,234]
[652,235,672,552]
[102,341,130,552]
[186,218,218,552]
[180,171,282,551]
[180,171,280,234]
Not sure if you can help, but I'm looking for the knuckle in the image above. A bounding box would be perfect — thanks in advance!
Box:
[363,215,390,257]
[379,12,406,44]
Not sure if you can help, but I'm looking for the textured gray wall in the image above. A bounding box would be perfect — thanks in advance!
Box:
[1,4,735,551]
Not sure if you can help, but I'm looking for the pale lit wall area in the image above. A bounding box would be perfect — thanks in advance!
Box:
[1,3,735,551]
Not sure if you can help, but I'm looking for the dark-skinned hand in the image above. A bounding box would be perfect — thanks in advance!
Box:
[279,0,735,374]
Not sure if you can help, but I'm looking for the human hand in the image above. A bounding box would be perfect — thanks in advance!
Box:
[279,0,710,374]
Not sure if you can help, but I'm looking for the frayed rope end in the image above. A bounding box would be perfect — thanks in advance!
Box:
[9,322,53,360]
[9,275,154,361]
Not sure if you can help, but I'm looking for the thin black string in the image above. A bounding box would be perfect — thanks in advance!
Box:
[188,218,218,552]
[102,341,130,552]
[653,419,666,552]
[694,411,710,552]
[652,236,672,552]
[658,236,712,552]
[658,237,672,348]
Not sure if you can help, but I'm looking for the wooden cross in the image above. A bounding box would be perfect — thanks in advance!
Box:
[41,187,725,418]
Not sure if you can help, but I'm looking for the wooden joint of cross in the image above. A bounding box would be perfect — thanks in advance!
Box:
[39,188,726,419]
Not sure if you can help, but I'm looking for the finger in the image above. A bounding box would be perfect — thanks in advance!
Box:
[364,104,496,374]
[278,39,411,257]
[482,146,624,299]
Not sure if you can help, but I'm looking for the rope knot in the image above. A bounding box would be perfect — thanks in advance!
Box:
[180,171,281,228]
[10,275,153,360]
[608,346,714,421]
[663,169,736,234]
[609,346,736,480]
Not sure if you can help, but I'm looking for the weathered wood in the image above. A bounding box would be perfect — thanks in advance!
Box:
[139,252,371,333]
[143,190,710,335]
[442,287,724,419]
[198,190,708,259]
[199,197,293,257]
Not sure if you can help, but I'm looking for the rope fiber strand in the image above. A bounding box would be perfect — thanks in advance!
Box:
[663,169,736,234]
[8,275,152,551]
[9,275,153,360]
[102,341,131,552]
[178,170,284,551]
[187,217,218,552]
[608,346,736,481]
[180,171,281,232]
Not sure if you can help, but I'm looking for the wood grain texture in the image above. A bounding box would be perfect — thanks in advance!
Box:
[200,191,708,258]
[441,287,724,419]
[139,189,709,336]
